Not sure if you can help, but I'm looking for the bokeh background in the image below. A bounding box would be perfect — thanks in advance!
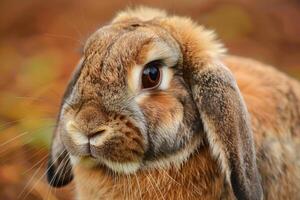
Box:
[0,0,300,199]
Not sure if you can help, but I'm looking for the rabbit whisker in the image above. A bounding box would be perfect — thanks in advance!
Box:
[20,149,67,199]
[0,132,28,147]
[148,172,166,200]
[18,156,47,199]
[46,152,70,199]
[145,172,160,200]
[134,173,143,199]
[22,153,49,175]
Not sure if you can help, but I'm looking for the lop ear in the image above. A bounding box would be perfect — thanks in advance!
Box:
[47,125,73,187]
[184,59,263,200]
[46,59,84,187]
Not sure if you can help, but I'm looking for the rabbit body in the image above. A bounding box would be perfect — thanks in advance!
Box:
[72,56,300,200]
[47,7,300,200]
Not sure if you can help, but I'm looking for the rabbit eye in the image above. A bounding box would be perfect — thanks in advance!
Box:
[141,60,162,89]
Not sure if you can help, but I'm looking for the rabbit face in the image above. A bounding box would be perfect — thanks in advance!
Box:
[58,22,202,174]
[48,8,263,200]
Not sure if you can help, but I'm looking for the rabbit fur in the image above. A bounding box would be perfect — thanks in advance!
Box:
[47,7,300,200]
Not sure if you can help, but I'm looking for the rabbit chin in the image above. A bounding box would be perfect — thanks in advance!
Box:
[70,155,141,174]
[70,135,201,175]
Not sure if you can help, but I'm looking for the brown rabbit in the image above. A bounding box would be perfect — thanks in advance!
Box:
[47,7,300,200]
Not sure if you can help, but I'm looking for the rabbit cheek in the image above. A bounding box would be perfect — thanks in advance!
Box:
[90,126,145,163]
[59,117,91,157]
[140,94,184,156]
[61,108,147,172]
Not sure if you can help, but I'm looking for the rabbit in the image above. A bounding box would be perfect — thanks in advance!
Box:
[46,7,300,200]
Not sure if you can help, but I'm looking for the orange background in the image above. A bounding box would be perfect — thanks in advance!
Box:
[0,0,299,199]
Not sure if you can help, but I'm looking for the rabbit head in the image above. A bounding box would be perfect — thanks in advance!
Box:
[47,7,263,200]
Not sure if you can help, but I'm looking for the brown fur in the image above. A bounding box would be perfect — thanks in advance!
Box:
[225,56,300,200]
[47,7,300,200]
[72,55,300,200]
[73,145,232,200]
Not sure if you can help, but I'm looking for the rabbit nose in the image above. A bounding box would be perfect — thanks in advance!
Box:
[86,128,107,139]
[76,105,109,136]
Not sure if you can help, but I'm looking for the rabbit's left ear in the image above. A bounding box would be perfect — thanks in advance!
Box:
[184,58,263,200]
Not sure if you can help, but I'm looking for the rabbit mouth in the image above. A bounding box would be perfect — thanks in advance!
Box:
[66,134,145,174]
[69,132,201,175]
[62,119,147,173]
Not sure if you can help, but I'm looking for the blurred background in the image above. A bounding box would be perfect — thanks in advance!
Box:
[0,0,299,199]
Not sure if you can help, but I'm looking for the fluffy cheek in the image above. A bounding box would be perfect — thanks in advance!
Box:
[139,93,184,156]
[60,109,147,170]
[89,125,146,163]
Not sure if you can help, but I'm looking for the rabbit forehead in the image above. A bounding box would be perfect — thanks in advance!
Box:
[75,24,180,102]
[83,22,180,69]
[82,25,162,81]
